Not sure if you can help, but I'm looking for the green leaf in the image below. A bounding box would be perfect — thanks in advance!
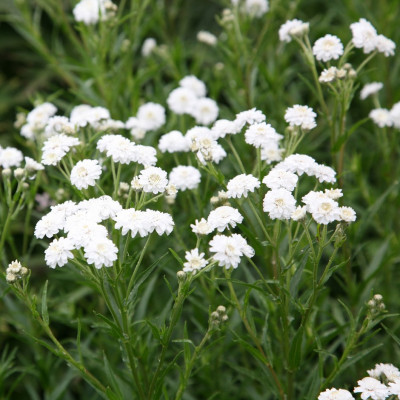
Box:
[288,326,303,371]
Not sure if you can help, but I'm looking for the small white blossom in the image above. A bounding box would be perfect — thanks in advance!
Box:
[158,130,191,153]
[70,159,102,190]
[190,98,219,125]
[313,34,344,62]
[279,19,309,43]
[45,237,75,268]
[208,206,243,232]
[167,87,197,115]
[245,123,283,148]
[354,377,390,400]
[84,237,118,268]
[318,388,355,400]
[138,167,168,194]
[284,105,317,130]
[226,174,260,198]
[0,147,23,168]
[141,38,157,57]
[360,82,383,100]
[263,189,296,220]
[197,31,217,46]
[169,166,201,191]
[350,18,378,54]
[136,102,166,131]
[179,76,207,98]
[191,218,213,235]
[369,108,393,128]
[183,249,208,272]
[263,169,298,191]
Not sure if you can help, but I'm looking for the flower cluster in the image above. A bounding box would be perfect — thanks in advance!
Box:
[5,260,29,283]
[73,0,117,25]
[319,363,400,400]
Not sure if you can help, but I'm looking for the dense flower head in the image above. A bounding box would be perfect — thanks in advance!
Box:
[318,388,355,400]
[131,145,158,167]
[234,108,266,131]
[114,208,153,237]
[211,119,241,139]
[169,166,201,191]
[158,130,191,153]
[45,116,75,137]
[276,154,318,176]
[244,0,269,18]
[209,233,254,269]
[70,159,102,190]
[312,34,344,62]
[279,19,309,43]
[226,174,260,198]
[360,82,383,100]
[284,105,317,130]
[369,108,393,128]
[263,169,298,191]
[73,0,117,25]
[350,18,378,54]
[70,104,110,127]
[374,34,396,56]
[167,87,197,115]
[45,237,75,269]
[41,134,80,166]
[138,166,168,194]
[141,38,157,57]
[191,218,213,235]
[0,147,23,169]
[263,188,297,220]
[96,134,135,164]
[353,377,390,400]
[84,237,118,268]
[208,206,244,232]
[183,249,208,272]
[245,122,283,148]
[319,67,340,83]
[136,102,166,131]
[197,31,218,46]
[368,363,400,382]
[179,75,207,98]
[26,102,57,131]
[191,97,219,125]
[390,102,400,129]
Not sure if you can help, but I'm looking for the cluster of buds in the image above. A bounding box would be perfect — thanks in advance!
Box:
[367,294,386,316]
[209,305,229,329]
[319,64,357,84]
[210,190,229,207]
[5,260,29,283]
[191,136,214,162]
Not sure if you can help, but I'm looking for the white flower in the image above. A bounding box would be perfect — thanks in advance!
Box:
[131,145,158,166]
[42,134,80,153]
[211,119,240,139]
[179,75,207,98]
[388,379,400,396]
[304,193,340,225]
[167,87,197,115]
[147,210,174,235]
[314,165,336,183]
[318,388,355,400]
[260,145,284,164]
[263,169,298,191]
[125,117,147,140]
[313,34,344,62]
[354,377,390,400]
[45,237,75,268]
[390,102,400,129]
[84,237,118,268]
[276,154,318,176]
[190,97,219,125]
[34,211,65,239]
[169,166,201,191]
[319,67,339,83]
[209,233,254,269]
[339,206,357,222]
[138,166,168,194]
[197,31,217,46]
[245,123,283,148]
[226,174,260,198]
[350,18,378,54]
[114,209,151,237]
[142,38,157,57]
[324,188,343,200]
[70,105,110,127]
[291,206,307,221]
[263,189,296,220]
[7,260,22,274]
[244,0,269,18]
[183,249,208,272]
[0,147,23,168]
[360,82,383,100]
[158,130,191,153]
[207,206,243,232]
[279,19,309,43]
[97,134,135,164]
[26,102,57,130]
[70,159,102,190]
[136,102,166,131]
[73,0,117,25]
[191,218,213,235]
[369,108,393,128]
[234,108,266,131]
[374,34,395,57]
[368,363,400,382]
[41,148,67,166]
[44,116,74,137]
[284,105,317,130]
